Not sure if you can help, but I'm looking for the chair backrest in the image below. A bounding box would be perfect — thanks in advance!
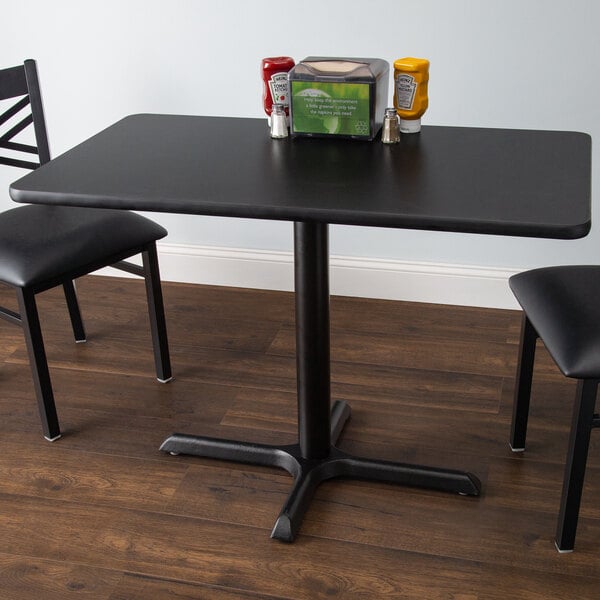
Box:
[0,59,50,169]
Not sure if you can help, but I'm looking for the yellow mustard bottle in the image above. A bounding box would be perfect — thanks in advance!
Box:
[393,57,429,133]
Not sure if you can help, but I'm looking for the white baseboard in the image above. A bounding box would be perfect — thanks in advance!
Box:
[97,242,521,310]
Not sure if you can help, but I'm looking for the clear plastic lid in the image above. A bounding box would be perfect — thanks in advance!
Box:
[290,57,388,81]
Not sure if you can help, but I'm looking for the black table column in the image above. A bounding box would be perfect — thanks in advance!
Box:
[294,221,332,459]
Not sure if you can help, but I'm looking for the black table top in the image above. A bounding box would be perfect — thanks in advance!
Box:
[9,114,592,239]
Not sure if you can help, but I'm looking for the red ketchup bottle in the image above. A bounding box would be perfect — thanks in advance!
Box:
[261,56,295,120]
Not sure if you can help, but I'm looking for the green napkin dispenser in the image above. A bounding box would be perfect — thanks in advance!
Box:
[289,57,389,141]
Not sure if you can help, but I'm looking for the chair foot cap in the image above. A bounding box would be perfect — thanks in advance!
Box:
[509,444,525,452]
[44,434,61,442]
[157,376,173,384]
[555,541,574,554]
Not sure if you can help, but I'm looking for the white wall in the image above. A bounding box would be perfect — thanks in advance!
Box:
[3,0,600,307]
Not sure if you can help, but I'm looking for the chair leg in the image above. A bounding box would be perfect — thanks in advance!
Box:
[555,378,598,553]
[63,280,86,342]
[510,314,538,451]
[141,243,172,383]
[16,288,61,441]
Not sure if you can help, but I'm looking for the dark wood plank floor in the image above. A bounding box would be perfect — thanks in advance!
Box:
[1,275,599,599]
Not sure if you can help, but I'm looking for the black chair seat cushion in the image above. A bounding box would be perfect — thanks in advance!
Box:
[0,204,167,287]
[510,265,600,379]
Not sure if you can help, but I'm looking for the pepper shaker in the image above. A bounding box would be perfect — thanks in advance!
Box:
[381,108,401,144]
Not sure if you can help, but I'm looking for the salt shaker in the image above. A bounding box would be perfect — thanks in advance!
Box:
[270,104,288,139]
[381,108,401,144]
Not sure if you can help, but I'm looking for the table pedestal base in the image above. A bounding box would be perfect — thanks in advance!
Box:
[160,399,481,542]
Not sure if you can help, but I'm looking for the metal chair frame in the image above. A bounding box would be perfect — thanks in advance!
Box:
[510,313,600,552]
[0,60,171,441]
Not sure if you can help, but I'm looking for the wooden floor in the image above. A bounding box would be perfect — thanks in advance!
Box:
[1,275,599,599]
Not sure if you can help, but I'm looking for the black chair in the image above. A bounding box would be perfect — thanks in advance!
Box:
[0,59,172,441]
[509,265,600,552]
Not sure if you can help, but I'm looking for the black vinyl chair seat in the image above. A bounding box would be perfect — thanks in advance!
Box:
[0,205,167,288]
[510,265,600,379]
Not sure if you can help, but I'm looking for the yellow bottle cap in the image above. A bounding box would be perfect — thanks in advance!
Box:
[394,57,430,72]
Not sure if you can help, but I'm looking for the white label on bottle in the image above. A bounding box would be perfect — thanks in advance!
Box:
[269,72,290,107]
[395,73,417,110]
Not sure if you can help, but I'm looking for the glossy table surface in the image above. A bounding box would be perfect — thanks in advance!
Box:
[10,114,592,239]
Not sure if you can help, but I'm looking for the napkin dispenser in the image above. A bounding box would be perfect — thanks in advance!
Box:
[289,57,389,141]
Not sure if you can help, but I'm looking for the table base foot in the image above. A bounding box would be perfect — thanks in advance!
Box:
[160,399,481,542]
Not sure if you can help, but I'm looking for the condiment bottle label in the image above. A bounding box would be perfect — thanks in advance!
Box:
[395,74,417,110]
[268,72,291,107]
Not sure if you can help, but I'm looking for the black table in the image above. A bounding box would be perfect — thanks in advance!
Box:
[10,115,592,542]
